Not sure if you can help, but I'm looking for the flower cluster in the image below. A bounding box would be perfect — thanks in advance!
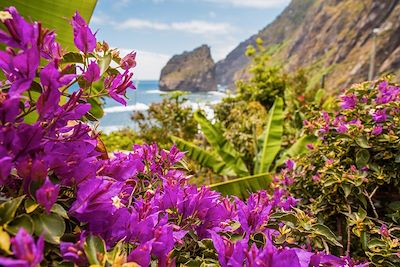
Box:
[275,80,400,266]
[0,6,368,267]
[66,144,306,266]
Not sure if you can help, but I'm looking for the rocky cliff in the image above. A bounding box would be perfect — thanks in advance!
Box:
[159,45,217,92]
[216,0,400,92]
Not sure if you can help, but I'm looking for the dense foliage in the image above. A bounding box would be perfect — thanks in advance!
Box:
[101,128,141,152]
[0,6,375,267]
[274,80,400,266]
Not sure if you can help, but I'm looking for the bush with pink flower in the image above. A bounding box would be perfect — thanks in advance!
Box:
[275,80,400,266]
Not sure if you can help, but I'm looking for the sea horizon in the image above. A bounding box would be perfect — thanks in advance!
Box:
[99,80,226,133]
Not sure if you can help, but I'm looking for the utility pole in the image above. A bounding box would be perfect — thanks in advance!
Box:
[368,28,379,81]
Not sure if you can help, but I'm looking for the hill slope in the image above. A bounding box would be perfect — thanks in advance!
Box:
[216,0,400,91]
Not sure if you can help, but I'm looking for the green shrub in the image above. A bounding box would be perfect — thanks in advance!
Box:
[131,91,198,148]
[275,79,400,266]
[101,128,141,152]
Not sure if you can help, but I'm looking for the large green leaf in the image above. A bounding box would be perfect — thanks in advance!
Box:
[84,234,107,266]
[274,134,317,169]
[254,97,284,174]
[0,195,25,225]
[210,173,272,199]
[171,136,235,176]
[0,0,98,51]
[194,111,249,176]
[32,213,66,244]
[5,214,34,235]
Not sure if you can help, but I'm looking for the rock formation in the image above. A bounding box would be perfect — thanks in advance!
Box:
[159,45,217,92]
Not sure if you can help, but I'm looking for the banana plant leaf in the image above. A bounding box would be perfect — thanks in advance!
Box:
[194,111,249,176]
[254,97,284,174]
[171,136,236,176]
[210,173,272,199]
[0,0,98,51]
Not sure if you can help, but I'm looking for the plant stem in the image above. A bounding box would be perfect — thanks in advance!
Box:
[346,204,352,256]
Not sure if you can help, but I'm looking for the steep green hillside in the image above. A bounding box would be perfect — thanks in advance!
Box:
[216,0,400,92]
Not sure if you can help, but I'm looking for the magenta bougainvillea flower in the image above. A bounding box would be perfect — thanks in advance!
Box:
[104,69,136,105]
[371,124,383,135]
[36,177,60,213]
[0,228,44,267]
[120,51,137,70]
[0,7,38,49]
[0,148,12,185]
[37,61,75,118]
[372,108,387,122]
[40,30,62,60]
[0,47,39,96]
[71,11,96,53]
[60,233,88,266]
[82,60,100,84]
[340,94,357,110]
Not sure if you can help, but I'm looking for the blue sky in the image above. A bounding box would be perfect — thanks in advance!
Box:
[90,0,290,80]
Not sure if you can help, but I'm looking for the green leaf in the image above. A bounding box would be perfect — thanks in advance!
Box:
[33,213,66,244]
[0,227,11,254]
[357,194,368,209]
[356,136,371,148]
[106,239,124,266]
[274,134,317,169]
[341,183,352,198]
[314,89,325,103]
[210,173,272,199]
[98,53,112,76]
[0,0,98,51]
[84,235,107,266]
[5,214,34,235]
[0,196,25,225]
[24,198,39,214]
[313,223,343,247]
[358,207,367,221]
[87,98,104,119]
[51,204,69,219]
[361,230,368,251]
[194,111,249,176]
[62,52,84,64]
[367,238,387,250]
[254,97,284,174]
[171,136,234,176]
[356,149,370,168]
[269,212,298,225]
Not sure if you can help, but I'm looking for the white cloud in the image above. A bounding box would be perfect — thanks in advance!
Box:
[119,49,171,80]
[119,19,169,30]
[171,20,233,34]
[204,0,290,8]
[117,19,234,35]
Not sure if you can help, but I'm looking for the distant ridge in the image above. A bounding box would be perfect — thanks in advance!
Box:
[215,0,400,91]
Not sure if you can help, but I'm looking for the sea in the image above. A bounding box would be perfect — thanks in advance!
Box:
[99,80,226,133]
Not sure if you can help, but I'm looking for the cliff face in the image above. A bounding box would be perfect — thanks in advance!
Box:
[159,45,217,92]
[215,0,315,86]
[216,0,400,92]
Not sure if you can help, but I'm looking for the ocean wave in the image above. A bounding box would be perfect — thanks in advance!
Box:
[145,89,165,94]
[207,91,226,96]
[183,101,215,120]
[104,103,149,113]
